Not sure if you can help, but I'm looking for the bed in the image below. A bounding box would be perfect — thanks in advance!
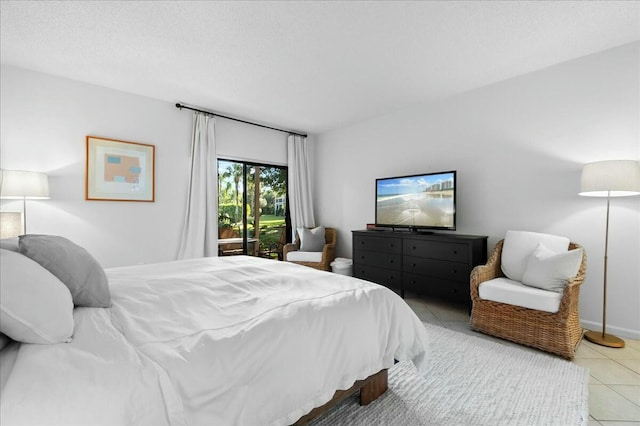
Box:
[0,236,429,425]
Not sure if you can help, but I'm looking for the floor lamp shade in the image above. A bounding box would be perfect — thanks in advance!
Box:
[579,159,640,349]
[0,170,50,199]
[580,160,640,197]
[0,170,50,234]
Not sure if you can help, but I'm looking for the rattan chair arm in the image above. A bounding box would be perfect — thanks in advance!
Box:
[470,265,495,301]
[470,240,505,301]
[556,243,587,320]
[283,243,299,259]
[321,243,337,269]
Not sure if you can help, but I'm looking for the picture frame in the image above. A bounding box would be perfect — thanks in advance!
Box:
[86,136,155,202]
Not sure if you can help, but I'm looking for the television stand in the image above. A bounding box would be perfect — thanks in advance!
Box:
[352,230,487,305]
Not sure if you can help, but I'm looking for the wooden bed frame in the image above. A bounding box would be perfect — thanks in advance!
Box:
[293,368,388,425]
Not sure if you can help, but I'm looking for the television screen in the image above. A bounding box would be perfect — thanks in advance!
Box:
[375,171,456,231]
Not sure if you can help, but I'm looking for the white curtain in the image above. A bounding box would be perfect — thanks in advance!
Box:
[287,134,315,238]
[177,113,218,259]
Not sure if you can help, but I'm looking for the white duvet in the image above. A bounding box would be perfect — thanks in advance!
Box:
[1,256,429,426]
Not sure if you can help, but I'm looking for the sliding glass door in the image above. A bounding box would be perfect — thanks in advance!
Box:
[217,159,289,258]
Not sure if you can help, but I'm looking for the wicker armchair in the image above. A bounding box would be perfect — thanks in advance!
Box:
[283,227,337,271]
[470,239,587,359]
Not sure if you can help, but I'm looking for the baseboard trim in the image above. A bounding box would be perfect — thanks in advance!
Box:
[581,320,640,340]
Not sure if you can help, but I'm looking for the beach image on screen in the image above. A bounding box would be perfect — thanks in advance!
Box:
[376,172,455,228]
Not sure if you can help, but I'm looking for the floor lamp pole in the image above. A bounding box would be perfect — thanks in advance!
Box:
[22,197,27,234]
[584,191,625,348]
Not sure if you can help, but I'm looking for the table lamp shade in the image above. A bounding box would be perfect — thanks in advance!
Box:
[0,170,50,199]
[579,160,640,197]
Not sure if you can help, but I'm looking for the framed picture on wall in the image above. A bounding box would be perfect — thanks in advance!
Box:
[86,136,155,202]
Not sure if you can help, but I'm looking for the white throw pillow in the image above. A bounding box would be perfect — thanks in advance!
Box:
[0,249,74,344]
[501,230,570,282]
[0,237,19,252]
[297,226,326,252]
[521,243,583,293]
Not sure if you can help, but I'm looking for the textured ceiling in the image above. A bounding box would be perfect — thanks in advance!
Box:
[1,1,638,134]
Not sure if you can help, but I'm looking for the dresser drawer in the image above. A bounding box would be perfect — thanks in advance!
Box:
[403,273,469,304]
[353,234,402,254]
[353,264,402,290]
[403,256,470,283]
[403,239,469,262]
[354,250,402,270]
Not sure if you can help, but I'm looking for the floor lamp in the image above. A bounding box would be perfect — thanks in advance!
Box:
[579,160,640,348]
[0,170,50,234]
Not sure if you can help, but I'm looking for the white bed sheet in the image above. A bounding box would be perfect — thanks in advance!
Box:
[1,256,428,426]
[0,308,183,425]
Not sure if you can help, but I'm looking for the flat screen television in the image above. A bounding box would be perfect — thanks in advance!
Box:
[375,170,456,231]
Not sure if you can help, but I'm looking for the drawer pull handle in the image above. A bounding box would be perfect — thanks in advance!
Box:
[453,250,458,254]
[412,263,416,267]
[412,246,417,250]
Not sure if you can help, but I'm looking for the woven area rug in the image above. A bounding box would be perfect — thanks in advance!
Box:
[312,323,589,426]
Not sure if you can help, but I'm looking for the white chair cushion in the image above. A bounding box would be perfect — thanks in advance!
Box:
[478,277,562,313]
[521,243,583,292]
[286,251,323,263]
[501,230,570,282]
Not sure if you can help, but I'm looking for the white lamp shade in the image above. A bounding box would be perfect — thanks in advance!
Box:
[0,212,23,238]
[0,170,50,199]
[579,160,640,197]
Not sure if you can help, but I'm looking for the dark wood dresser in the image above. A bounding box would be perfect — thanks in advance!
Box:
[352,230,487,306]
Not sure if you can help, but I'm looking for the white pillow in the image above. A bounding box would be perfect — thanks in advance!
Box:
[297,226,326,252]
[521,243,583,293]
[501,230,570,282]
[0,249,74,344]
[0,237,19,252]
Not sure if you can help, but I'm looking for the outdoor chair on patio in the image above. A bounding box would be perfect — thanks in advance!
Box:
[218,225,243,256]
[259,226,287,261]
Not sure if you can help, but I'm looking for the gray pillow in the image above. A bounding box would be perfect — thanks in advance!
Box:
[19,235,111,308]
[297,226,326,252]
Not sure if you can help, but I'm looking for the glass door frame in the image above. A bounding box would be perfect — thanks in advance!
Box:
[218,158,290,256]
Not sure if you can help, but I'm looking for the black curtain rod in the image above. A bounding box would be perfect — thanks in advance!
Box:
[175,103,307,138]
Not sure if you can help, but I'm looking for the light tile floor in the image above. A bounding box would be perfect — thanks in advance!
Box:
[403,293,640,426]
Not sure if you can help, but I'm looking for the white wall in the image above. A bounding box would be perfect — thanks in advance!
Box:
[0,65,289,267]
[314,42,640,338]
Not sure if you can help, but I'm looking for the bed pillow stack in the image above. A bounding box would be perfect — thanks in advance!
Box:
[0,235,111,345]
[19,235,111,307]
